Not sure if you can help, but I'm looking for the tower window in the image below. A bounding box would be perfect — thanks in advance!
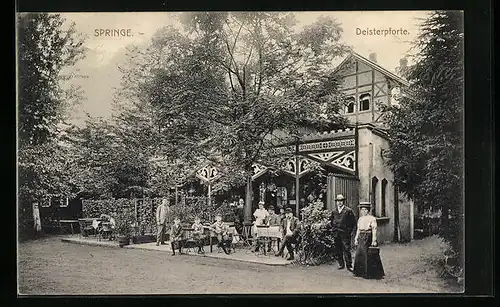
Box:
[345,96,355,114]
[381,179,388,217]
[371,176,379,215]
[359,93,371,111]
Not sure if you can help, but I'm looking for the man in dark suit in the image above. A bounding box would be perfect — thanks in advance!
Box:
[330,194,356,271]
[275,207,300,260]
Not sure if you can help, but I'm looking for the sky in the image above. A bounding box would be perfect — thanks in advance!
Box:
[58,11,431,125]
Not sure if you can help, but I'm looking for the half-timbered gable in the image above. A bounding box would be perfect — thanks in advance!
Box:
[334,52,409,125]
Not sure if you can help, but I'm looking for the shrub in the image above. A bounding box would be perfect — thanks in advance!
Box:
[164,197,236,225]
[295,200,336,265]
[82,197,236,236]
[115,210,134,237]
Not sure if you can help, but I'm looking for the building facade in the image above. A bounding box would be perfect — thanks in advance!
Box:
[157,51,414,243]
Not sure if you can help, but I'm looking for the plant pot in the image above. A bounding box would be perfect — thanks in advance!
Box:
[118,235,130,247]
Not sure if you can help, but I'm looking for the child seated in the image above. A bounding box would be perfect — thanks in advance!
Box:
[210,215,231,254]
[191,216,205,254]
[170,217,184,256]
[99,214,115,240]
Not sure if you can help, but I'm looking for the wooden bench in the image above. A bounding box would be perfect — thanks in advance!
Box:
[208,223,237,253]
[58,220,79,235]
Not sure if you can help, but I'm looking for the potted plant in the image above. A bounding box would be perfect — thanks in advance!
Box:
[115,213,133,247]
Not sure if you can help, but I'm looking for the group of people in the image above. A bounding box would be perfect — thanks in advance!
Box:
[330,194,385,279]
[250,194,384,279]
[250,200,300,260]
[155,199,233,256]
[154,193,385,280]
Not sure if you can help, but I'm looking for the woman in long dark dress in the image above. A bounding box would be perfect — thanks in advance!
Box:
[353,202,385,279]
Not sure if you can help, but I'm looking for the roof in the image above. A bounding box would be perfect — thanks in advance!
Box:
[333,52,410,87]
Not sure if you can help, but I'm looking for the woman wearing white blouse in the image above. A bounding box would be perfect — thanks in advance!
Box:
[353,202,385,279]
[251,201,269,252]
[253,201,269,225]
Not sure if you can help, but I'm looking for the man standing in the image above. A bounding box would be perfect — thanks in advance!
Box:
[275,207,300,260]
[156,198,170,246]
[330,194,356,271]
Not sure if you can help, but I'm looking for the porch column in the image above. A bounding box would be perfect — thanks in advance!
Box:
[244,175,252,223]
[410,199,415,240]
[207,183,212,207]
[295,140,300,218]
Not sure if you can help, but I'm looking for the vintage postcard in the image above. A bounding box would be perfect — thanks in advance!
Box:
[17,11,465,295]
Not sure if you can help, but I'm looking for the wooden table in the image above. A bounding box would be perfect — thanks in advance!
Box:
[58,219,80,234]
[255,226,282,255]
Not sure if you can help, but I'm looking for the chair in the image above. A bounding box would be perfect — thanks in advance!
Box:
[99,222,115,241]
[183,228,201,253]
[78,219,95,237]
[241,222,254,247]
[231,232,244,251]
[210,231,234,254]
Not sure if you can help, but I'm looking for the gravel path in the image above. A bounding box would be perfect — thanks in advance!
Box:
[18,235,457,295]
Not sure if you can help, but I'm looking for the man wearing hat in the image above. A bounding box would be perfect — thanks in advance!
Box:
[330,194,356,271]
[275,207,300,260]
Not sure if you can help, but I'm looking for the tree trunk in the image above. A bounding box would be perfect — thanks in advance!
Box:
[244,175,253,223]
[32,202,42,236]
[441,203,449,238]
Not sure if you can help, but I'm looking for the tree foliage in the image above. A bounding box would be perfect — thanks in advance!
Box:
[17,13,85,146]
[383,11,464,256]
[66,115,153,199]
[17,13,85,209]
[118,12,350,193]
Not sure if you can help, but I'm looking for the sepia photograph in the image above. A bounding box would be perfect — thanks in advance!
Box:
[16,10,465,295]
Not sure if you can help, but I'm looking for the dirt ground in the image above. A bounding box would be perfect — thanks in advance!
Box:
[17,235,461,295]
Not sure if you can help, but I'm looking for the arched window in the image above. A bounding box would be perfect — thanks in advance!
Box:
[359,93,371,111]
[345,96,355,114]
[381,179,388,217]
[371,176,379,215]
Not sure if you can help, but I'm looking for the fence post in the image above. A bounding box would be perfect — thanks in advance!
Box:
[134,199,138,231]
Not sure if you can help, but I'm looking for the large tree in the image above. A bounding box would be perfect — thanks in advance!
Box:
[119,12,349,220]
[383,11,464,258]
[17,13,85,235]
[18,13,85,146]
